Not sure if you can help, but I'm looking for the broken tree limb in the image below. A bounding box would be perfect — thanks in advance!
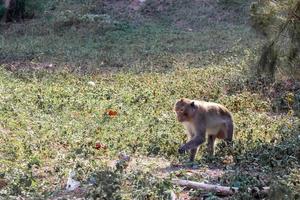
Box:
[172,179,237,196]
[170,190,177,200]
[171,179,270,196]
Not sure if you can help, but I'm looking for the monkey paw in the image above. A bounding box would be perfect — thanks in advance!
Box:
[178,146,186,154]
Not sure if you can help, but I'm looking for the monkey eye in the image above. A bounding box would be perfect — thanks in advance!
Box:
[177,109,184,113]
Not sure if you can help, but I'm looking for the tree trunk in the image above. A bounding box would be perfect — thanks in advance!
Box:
[1,0,11,23]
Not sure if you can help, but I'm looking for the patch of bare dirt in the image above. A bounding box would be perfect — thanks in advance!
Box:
[49,187,87,200]
[129,0,147,11]
[2,61,56,72]
[0,60,136,76]
[43,154,242,199]
[109,155,228,183]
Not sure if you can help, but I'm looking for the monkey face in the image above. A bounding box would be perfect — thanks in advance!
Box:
[174,98,196,122]
[175,108,190,122]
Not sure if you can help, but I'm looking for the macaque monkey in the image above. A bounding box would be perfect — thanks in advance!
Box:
[174,98,234,162]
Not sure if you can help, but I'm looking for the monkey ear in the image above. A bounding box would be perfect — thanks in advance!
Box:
[191,101,195,107]
[180,98,184,102]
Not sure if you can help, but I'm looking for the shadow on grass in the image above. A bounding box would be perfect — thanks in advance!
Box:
[225,74,300,118]
[215,125,300,199]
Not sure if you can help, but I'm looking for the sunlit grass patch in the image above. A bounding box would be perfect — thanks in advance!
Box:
[0,58,299,197]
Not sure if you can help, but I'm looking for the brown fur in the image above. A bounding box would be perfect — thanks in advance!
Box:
[174,98,234,161]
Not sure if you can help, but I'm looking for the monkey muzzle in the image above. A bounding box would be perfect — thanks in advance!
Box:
[176,115,188,122]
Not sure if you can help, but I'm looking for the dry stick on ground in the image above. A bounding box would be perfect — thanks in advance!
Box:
[170,190,177,200]
[171,179,270,196]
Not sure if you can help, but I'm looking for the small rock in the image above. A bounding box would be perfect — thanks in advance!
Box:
[88,176,97,186]
[118,152,131,162]
[0,179,8,189]
[88,81,96,87]
[115,152,131,171]
[191,164,199,169]
[66,171,80,191]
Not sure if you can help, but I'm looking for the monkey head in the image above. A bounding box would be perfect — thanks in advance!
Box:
[174,98,197,122]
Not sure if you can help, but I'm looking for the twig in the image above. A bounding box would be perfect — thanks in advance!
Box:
[170,190,177,200]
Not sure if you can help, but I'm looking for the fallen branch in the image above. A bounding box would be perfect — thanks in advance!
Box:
[170,190,177,200]
[172,179,237,196]
[171,179,269,196]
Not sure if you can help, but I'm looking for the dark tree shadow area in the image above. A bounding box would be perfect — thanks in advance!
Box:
[206,120,300,199]
[225,75,300,117]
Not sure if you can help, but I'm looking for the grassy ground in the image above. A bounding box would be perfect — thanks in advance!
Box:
[0,0,261,72]
[0,0,300,199]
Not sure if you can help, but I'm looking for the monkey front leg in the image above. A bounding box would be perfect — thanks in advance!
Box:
[189,148,198,162]
[178,135,205,155]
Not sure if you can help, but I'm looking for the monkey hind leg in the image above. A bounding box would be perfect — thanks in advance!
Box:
[225,120,234,142]
[207,135,216,156]
[224,120,234,150]
[189,148,198,162]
